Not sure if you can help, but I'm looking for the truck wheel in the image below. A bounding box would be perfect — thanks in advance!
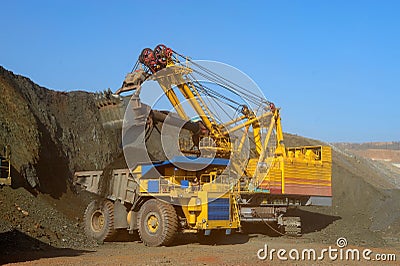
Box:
[84,199,116,242]
[138,199,178,246]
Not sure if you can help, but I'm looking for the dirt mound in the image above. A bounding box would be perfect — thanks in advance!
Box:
[0,66,121,198]
[0,186,98,250]
[332,142,400,187]
[0,66,120,256]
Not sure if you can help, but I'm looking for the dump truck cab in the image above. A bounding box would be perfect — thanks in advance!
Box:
[132,156,240,233]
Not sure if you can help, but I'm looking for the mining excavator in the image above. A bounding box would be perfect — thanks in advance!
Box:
[75,44,332,246]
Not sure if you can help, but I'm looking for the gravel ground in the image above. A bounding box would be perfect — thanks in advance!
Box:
[2,233,399,265]
[0,186,98,252]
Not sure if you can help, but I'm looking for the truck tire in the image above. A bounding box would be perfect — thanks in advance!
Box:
[137,199,178,246]
[84,199,116,242]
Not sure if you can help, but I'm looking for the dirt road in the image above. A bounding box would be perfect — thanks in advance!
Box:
[3,233,399,265]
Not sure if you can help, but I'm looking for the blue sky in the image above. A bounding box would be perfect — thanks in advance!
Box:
[1,1,399,142]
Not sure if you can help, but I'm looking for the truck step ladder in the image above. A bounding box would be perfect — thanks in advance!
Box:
[0,145,11,186]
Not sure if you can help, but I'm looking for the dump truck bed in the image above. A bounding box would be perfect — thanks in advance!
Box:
[74,169,137,203]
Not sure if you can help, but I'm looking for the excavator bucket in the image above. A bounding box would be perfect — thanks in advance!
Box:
[95,90,130,130]
[95,70,148,130]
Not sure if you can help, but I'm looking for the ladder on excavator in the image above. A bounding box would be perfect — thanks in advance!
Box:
[0,145,11,186]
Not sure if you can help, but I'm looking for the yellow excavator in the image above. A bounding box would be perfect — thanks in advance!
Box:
[75,44,332,246]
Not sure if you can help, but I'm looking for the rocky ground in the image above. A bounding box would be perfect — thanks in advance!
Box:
[0,186,97,251]
[0,67,399,265]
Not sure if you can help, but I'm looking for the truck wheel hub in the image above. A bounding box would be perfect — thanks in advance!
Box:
[91,210,105,232]
[146,214,159,233]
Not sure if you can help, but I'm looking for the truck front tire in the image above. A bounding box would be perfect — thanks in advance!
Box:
[137,199,178,246]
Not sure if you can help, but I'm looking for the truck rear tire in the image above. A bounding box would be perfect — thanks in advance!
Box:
[84,199,116,242]
[138,199,178,246]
